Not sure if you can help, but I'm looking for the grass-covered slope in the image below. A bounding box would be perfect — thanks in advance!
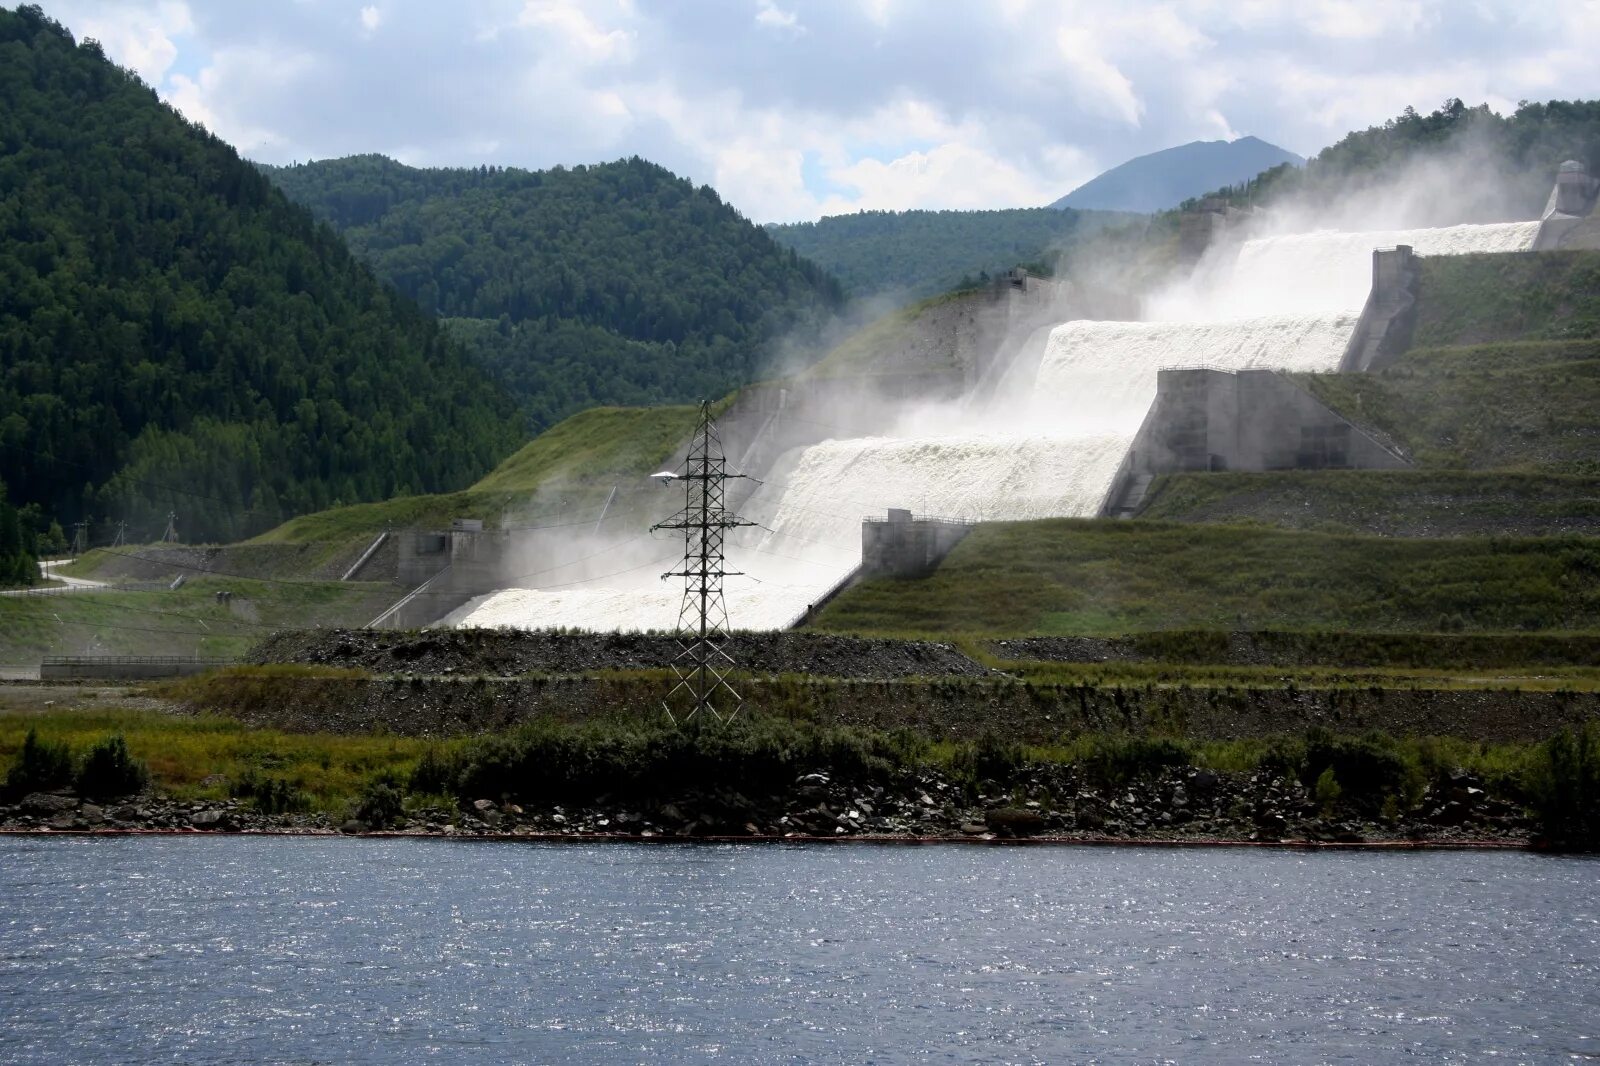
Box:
[1412,250,1600,346]
[0,577,395,665]
[470,406,699,492]
[0,9,520,543]
[1299,339,1600,471]
[264,154,844,430]
[1139,470,1600,536]
[809,519,1600,637]
[250,404,698,551]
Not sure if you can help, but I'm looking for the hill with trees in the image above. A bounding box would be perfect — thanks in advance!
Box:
[0,6,522,544]
[765,207,1129,300]
[263,155,846,430]
[1191,99,1600,220]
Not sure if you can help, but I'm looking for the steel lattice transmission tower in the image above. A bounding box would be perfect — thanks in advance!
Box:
[651,400,755,725]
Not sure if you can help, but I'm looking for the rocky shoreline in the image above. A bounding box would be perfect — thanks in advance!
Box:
[0,762,1538,847]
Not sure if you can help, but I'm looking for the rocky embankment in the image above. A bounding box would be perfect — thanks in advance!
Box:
[253,628,994,679]
[0,764,1533,846]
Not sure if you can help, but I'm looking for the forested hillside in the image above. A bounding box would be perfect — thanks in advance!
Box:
[1195,98,1600,219]
[0,6,521,544]
[264,155,845,429]
[765,207,1129,299]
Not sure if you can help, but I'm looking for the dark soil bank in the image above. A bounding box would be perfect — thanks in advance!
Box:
[253,628,994,679]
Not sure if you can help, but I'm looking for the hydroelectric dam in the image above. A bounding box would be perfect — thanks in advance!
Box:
[431,217,1548,634]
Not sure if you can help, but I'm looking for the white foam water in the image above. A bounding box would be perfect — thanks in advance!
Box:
[450,220,1542,633]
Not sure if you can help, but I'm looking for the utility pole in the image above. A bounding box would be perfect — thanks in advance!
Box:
[161,511,178,544]
[651,401,756,726]
[111,521,126,548]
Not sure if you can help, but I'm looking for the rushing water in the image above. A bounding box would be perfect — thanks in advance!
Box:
[1,838,1595,1065]
[448,221,1542,634]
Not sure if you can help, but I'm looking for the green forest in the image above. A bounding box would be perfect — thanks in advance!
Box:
[0,6,522,544]
[1192,98,1600,218]
[766,207,1130,299]
[264,155,846,430]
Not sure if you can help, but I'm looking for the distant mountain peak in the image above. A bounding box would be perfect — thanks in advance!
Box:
[1050,137,1304,214]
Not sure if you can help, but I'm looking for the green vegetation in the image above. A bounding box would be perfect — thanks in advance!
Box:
[244,402,700,558]
[766,207,1126,300]
[4,708,1592,845]
[263,154,843,430]
[469,405,699,492]
[3,729,73,796]
[75,734,148,798]
[0,477,40,587]
[0,577,396,664]
[1139,470,1600,536]
[0,7,520,544]
[1300,339,1600,471]
[804,289,974,378]
[810,519,1600,636]
[0,707,431,812]
[1191,98,1600,220]
[1412,251,1600,346]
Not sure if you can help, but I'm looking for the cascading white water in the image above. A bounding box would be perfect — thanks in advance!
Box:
[449,220,1542,633]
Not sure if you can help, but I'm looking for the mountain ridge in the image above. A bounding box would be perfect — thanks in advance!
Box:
[1051,135,1305,213]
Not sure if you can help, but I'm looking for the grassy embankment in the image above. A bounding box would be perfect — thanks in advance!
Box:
[250,403,700,551]
[803,289,976,379]
[5,698,1594,843]
[0,579,396,664]
[810,518,1600,637]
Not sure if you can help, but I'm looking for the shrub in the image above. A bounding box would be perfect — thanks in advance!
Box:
[1082,736,1194,786]
[1527,723,1600,849]
[4,729,74,798]
[354,780,405,828]
[75,735,149,799]
[1314,767,1343,815]
[1301,730,1408,813]
[234,770,310,815]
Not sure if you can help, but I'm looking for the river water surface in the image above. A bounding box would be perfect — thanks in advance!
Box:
[1,838,1595,1064]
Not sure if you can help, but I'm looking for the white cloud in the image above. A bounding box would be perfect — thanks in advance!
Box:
[46,0,1600,221]
[1055,26,1143,127]
[45,0,193,84]
[754,1,802,35]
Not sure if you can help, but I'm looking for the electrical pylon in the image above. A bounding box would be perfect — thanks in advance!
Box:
[651,400,755,726]
[161,511,178,544]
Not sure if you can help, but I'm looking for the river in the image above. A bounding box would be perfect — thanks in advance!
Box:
[1,838,1594,1064]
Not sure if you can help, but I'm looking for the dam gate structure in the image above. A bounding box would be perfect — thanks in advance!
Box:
[413,162,1600,634]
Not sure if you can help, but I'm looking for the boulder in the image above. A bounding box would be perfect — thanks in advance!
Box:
[20,793,77,815]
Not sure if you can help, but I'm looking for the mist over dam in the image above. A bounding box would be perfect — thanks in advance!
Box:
[447,221,1541,634]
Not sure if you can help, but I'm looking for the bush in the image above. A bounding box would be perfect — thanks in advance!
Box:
[1314,766,1344,815]
[4,729,75,798]
[1082,736,1194,786]
[1528,723,1600,849]
[1301,730,1408,813]
[354,779,405,828]
[75,735,149,799]
[234,770,310,815]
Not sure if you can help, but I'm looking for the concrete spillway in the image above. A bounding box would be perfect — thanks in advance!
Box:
[447,221,1540,633]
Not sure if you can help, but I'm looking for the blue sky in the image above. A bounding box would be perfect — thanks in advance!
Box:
[29,1,1600,222]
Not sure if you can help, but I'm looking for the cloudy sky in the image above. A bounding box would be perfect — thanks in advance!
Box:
[29,0,1600,222]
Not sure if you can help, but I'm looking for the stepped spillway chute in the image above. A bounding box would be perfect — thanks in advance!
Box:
[448,218,1543,634]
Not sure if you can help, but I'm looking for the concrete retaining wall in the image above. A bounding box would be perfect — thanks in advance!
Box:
[1102,368,1408,517]
[40,656,231,680]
